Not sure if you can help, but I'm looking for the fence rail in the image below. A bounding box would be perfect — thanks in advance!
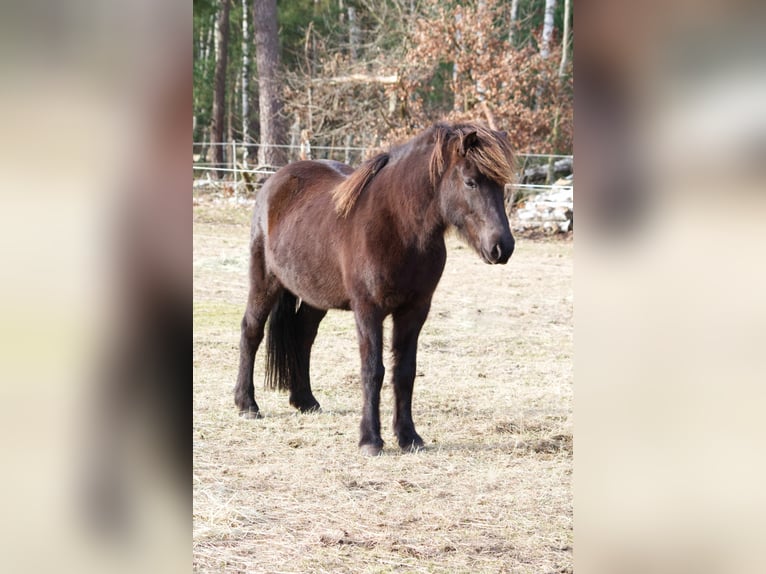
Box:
[192,141,573,194]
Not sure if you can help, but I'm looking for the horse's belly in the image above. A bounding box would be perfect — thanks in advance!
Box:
[281,269,350,311]
[267,244,349,310]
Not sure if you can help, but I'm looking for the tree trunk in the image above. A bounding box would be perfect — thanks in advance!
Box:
[546,107,561,183]
[508,0,519,45]
[475,0,489,117]
[480,101,497,130]
[452,7,463,113]
[253,0,287,167]
[241,0,251,153]
[304,22,314,133]
[201,13,215,81]
[348,6,360,61]
[212,0,231,179]
[195,14,215,143]
[540,0,557,59]
[228,74,237,161]
[558,0,571,77]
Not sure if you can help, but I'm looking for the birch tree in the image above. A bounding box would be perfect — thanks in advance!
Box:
[558,0,571,77]
[508,0,520,45]
[211,0,230,178]
[193,1,216,154]
[241,0,251,151]
[348,5,360,62]
[540,0,557,58]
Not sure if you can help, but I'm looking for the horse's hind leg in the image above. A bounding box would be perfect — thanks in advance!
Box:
[235,235,281,418]
[289,302,327,412]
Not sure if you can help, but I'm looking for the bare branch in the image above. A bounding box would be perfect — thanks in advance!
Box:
[311,74,398,85]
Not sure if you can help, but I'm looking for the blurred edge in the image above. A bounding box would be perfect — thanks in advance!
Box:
[575,1,766,574]
[0,0,190,572]
[1,0,765,572]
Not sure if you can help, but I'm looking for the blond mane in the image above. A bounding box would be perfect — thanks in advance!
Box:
[332,122,515,217]
[430,122,516,186]
[331,153,389,217]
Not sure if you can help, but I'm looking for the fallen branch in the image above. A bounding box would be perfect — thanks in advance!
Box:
[311,73,398,85]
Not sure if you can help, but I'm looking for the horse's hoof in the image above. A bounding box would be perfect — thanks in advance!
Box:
[359,443,383,457]
[397,432,425,452]
[239,408,262,420]
[290,397,322,413]
[294,402,322,414]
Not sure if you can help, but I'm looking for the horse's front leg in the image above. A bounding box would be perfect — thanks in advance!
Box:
[353,304,385,456]
[391,300,431,451]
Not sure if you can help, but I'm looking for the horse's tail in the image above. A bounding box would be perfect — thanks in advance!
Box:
[265,290,301,392]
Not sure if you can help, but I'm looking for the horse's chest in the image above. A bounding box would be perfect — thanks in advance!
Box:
[365,248,446,310]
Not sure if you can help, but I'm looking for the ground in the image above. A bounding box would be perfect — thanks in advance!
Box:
[193,197,573,573]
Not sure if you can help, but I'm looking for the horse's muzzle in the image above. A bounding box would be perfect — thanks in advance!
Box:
[485,236,514,264]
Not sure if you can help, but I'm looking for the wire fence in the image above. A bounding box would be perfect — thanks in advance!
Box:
[192,142,573,195]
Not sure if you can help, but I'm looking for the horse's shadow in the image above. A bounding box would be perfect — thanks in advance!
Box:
[237,407,359,420]
[241,404,571,456]
[386,440,522,456]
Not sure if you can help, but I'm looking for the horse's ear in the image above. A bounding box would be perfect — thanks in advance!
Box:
[459,130,480,156]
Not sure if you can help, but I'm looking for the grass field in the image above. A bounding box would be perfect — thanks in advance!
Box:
[193,198,573,573]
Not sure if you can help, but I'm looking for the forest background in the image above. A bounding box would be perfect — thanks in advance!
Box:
[193,0,572,170]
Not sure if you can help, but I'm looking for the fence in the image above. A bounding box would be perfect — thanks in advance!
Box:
[192,142,573,196]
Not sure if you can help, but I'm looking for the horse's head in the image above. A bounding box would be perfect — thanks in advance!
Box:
[434,125,515,264]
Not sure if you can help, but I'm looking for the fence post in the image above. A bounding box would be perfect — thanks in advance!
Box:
[232,141,237,188]
[344,134,352,165]
[300,130,312,160]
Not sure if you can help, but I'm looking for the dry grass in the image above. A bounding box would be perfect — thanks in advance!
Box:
[193,198,572,573]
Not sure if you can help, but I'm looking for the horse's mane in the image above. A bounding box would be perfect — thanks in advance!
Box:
[332,153,390,217]
[331,122,515,217]
[429,122,516,187]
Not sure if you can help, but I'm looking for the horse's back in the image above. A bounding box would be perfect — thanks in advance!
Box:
[254,160,352,310]
[316,159,355,177]
[253,160,347,230]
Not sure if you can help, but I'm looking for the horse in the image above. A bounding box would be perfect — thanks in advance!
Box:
[235,122,515,455]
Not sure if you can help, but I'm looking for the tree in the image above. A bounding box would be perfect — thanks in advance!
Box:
[193,0,574,171]
[193,0,217,161]
[399,0,572,154]
[211,0,231,178]
[241,0,251,152]
[253,0,287,167]
[540,0,557,58]
[558,0,571,77]
[508,0,520,45]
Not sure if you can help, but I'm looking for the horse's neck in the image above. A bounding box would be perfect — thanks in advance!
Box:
[378,151,445,249]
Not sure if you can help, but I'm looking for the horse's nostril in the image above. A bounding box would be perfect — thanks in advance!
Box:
[491,244,502,261]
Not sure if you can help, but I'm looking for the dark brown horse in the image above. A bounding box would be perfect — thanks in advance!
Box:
[235,122,515,455]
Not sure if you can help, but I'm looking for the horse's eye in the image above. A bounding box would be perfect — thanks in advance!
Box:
[464,178,477,189]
